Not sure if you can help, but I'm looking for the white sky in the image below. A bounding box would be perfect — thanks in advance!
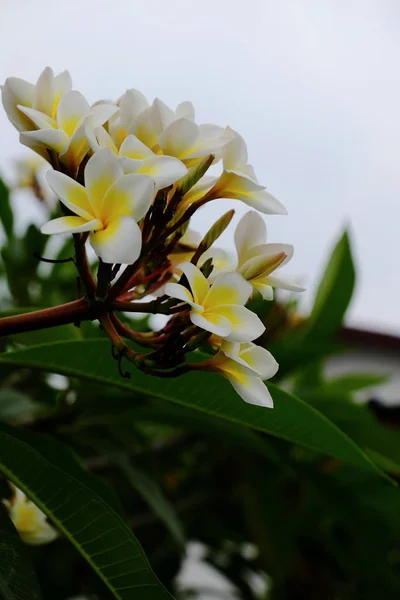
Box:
[1,0,399,334]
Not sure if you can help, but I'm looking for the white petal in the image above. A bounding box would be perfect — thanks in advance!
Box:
[177,262,209,305]
[234,210,266,262]
[180,228,202,247]
[200,248,237,278]
[204,272,252,309]
[176,101,195,121]
[88,103,118,129]
[239,344,279,379]
[84,148,123,212]
[131,107,159,148]
[54,70,72,100]
[212,305,265,342]
[266,274,306,292]
[103,173,154,222]
[158,118,200,159]
[90,216,142,264]
[229,376,274,408]
[250,189,288,215]
[242,164,258,183]
[164,282,200,309]
[190,311,232,338]
[181,175,217,207]
[119,134,154,159]
[119,157,142,174]
[245,243,294,266]
[41,216,101,235]
[20,129,68,153]
[33,67,54,116]
[255,283,274,300]
[46,170,94,219]
[119,88,149,129]
[59,121,91,171]
[21,523,58,546]
[88,125,118,153]
[217,172,288,215]
[222,127,248,171]
[240,254,287,281]
[151,98,176,133]
[1,77,35,130]
[56,91,90,136]
[139,155,187,189]
[184,124,227,159]
[17,105,56,129]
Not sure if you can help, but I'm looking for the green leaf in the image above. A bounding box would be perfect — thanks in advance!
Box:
[0,340,390,481]
[174,155,214,196]
[0,424,173,600]
[306,230,355,338]
[115,456,185,548]
[303,396,400,473]
[325,373,388,393]
[0,179,14,241]
[0,389,42,422]
[0,504,42,600]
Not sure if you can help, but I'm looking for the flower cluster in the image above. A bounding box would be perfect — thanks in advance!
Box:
[1,67,303,408]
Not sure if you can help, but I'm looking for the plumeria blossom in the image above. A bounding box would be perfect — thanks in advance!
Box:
[1,66,72,132]
[209,341,279,407]
[165,262,265,341]
[1,65,304,412]
[41,148,155,264]
[116,91,228,165]
[3,484,58,545]
[181,128,286,214]
[87,125,187,190]
[18,91,117,171]
[234,211,305,299]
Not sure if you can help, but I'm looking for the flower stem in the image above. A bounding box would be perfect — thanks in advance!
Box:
[0,298,92,337]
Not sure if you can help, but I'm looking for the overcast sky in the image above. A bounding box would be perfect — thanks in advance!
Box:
[1,0,399,334]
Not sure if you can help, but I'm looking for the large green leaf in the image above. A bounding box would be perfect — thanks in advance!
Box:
[115,456,185,548]
[0,340,389,481]
[303,395,400,473]
[0,424,173,600]
[0,504,42,600]
[305,230,355,338]
[0,179,14,241]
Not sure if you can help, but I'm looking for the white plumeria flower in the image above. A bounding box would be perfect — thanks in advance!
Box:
[183,128,287,214]
[18,91,117,171]
[158,119,227,165]
[87,125,187,190]
[118,91,227,165]
[210,341,278,407]
[3,484,58,545]
[41,148,155,264]
[1,66,72,132]
[165,262,265,341]
[235,210,305,300]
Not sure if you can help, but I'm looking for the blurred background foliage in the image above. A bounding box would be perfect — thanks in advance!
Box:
[0,170,400,600]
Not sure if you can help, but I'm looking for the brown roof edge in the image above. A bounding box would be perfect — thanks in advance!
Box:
[338,327,400,352]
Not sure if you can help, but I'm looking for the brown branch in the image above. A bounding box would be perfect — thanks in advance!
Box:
[0,298,92,337]
[73,234,96,299]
